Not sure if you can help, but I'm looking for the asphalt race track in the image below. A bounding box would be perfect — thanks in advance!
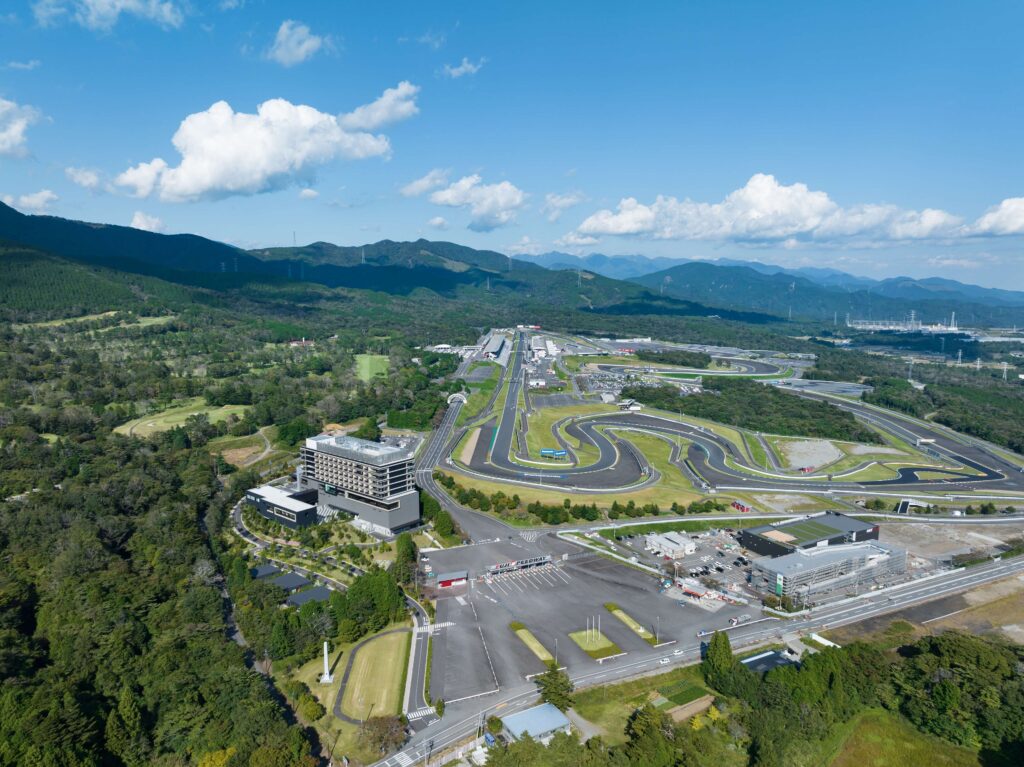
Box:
[451,331,1024,498]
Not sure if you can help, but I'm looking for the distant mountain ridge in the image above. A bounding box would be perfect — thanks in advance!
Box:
[523,249,1024,314]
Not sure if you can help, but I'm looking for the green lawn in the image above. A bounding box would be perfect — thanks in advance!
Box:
[598,516,768,540]
[114,397,248,437]
[568,629,622,659]
[827,709,980,767]
[340,630,410,719]
[523,404,617,461]
[509,623,554,663]
[456,362,501,426]
[658,678,706,706]
[355,353,389,382]
[605,602,657,645]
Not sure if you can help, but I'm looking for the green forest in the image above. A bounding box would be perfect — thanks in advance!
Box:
[635,349,713,368]
[622,378,880,443]
[487,630,1024,767]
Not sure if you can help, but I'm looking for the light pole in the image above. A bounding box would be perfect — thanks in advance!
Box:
[656,615,660,645]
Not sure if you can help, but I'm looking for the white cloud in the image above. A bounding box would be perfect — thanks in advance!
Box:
[417,31,445,50]
[33,0,184,30]
[541,191,585,222]
[427,216,448,230]
[506,236,543,256]
[129,210,164,232]
[443,57,485,78]
[971,198,1024,236]
[298,188,318,199]
[6,59,41,70]
[65,166,101,189]
[576,173,976,245]
[401,168,449,197]
[115,85,419,202]
[429,174,527,231]
[266,19,324,67]
[2,189,57,213]
[338,81,420,131]
[554,231,599,248]
[0,98,41,156]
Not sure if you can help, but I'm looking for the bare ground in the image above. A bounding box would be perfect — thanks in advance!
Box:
[779,439,842,469]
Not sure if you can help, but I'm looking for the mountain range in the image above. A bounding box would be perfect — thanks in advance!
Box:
[3,200,1024,328]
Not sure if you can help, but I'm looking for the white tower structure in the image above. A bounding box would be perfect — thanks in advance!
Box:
[320,641,333,684]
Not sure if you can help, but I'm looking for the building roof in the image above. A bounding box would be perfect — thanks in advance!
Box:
[483,335,506,354]
[502,703,571,740]
[745,512,876,547]
[742,650,796,675]
[286,585,333,607]
[251,564,282,579]
[754,542,901,578]
[304,434,417,465]
[248,484,316,514]
[435,570,469,583]
[272,572,311,591]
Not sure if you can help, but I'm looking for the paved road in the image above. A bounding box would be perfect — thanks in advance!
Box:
[374,553,1024,767]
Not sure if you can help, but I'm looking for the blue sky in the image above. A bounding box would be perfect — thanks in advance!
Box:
[1,1,1023,286]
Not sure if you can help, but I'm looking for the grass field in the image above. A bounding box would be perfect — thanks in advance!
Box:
[573,665,710,746]
[456,362,501,426]
[13,310,119,329]
[598,516,767,540]
[340,631,410,719]
[568,629,622,659]
[114,397,248,437]
[605,602,656,645]
[523,404,616,461]
[509,622,554,663]
[658,679,706,707]
[355,353,389,382]
[827,709,979,767]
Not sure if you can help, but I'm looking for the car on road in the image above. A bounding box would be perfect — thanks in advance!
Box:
[673,649,684,656]
[659,657,670,665]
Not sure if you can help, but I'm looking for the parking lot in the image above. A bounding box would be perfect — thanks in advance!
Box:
[424,536,751,704]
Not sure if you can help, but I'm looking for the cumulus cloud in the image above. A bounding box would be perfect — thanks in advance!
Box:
[506,236,543,256]
[65,166,101,189]
[298,188,319,199]
[338,81,420,131]
[575,173,982,245]
[114,84,419,202]
[427,216,448,230]
[554,231,599,249]
[266,19,324,67]
[0,98,41,156]
[130,210,164,232]
[443,57,485,78]
[33,0,184,30]
[6,59,41,70]
[2,189,57,213]
[971,198,1024,236]
[542,191,585,222]
[429,174,527,231]
[401,168,449,197]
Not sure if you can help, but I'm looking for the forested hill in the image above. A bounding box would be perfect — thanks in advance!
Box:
[632,260,1024,327]
[0,203,778,323]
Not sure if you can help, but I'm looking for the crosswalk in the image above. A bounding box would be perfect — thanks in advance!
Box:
[520,530,541,542]
[406,706,436,721]
[392,751,414,766]
[415,620,455,634]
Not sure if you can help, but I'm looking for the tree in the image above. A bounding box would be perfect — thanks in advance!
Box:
[701,630,734,688]
[536,664,574,711]
[353,417,381,442]
[360,715,405,753]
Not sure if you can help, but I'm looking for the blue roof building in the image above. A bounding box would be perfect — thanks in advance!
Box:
[286,585,333,607]
[501,703,571,744]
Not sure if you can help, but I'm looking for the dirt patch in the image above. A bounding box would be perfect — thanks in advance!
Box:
[460,428,481,464]
[779,439,842,469]
[929,574,1024,642]
[668,694,715,722]
[751,493,823,513]
[880,522,1021,559]
[221,446,260,466]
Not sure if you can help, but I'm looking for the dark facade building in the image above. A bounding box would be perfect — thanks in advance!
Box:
[738,511,879,557]
[245,484,318,528]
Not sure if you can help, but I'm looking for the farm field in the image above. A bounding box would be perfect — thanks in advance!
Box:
[114,397,248,437]
[355,353,389,382]
[340,631,410,719]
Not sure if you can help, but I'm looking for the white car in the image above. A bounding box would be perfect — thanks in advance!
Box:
[673,649,684,656]
[659,657,670,665]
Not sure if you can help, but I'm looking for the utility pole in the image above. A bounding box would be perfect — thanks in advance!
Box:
[957,349,962,367]
[1003,361,1009,381]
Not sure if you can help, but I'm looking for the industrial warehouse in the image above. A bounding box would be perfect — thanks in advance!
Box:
[750,542,907,599]
[738,511,879,557]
